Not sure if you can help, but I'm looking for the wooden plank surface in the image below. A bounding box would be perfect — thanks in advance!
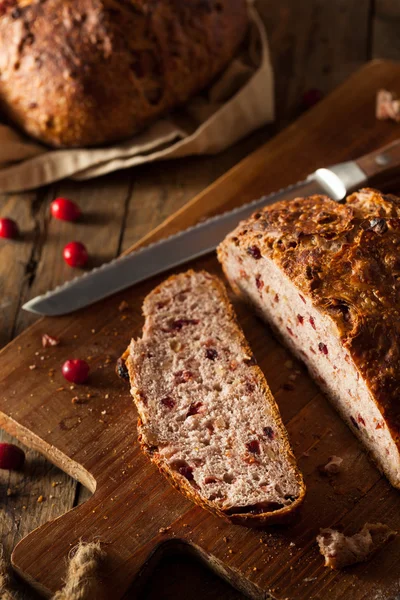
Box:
[372,1,400,60]
[1,60,400,600]
[0,1,399,598]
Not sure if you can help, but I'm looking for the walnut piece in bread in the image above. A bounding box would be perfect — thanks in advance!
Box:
[218,189,400,489]
[0,0,248,147]
[124,270,305,525]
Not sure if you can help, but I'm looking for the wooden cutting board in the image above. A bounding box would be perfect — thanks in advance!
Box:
[1,60,400,600]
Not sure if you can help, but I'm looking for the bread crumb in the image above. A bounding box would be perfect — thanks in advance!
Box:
[159,526,171,534]
[319,456,343,475]
[119,300,129,312]
[42,333,60,347]
[37,495,45,503]
[376,89,400,122]
[71,396,86,404]
[6,488,14,496]
[29,364,36,370]
[317,522,396,569]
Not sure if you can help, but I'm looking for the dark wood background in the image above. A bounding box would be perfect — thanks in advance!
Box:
[0,1,399,598]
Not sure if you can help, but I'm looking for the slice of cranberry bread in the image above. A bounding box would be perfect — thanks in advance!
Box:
[125,270,305,525]
[218,188,400,489]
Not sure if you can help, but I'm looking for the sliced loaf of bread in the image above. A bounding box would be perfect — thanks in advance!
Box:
[124,270,305,525]
[218,189,400,488]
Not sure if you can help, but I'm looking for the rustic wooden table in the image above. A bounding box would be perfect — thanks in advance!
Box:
[0,2,399,598]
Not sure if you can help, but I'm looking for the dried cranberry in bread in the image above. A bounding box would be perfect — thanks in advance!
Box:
[218,188,400,489]
[0,0,248,148]
[124,270,305,525]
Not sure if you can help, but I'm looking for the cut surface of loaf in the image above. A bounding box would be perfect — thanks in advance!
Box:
[317,523,396,569]
[125,270,305,524]
[0,0,248,147]
[218,188,400,489]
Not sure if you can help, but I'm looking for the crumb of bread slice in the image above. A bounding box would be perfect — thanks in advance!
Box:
[124,270,305,525]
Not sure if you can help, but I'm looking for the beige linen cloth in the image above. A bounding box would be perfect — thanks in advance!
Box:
[0,1,273,193]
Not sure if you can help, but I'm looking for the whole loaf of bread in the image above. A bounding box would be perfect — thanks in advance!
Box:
[0,0,248,147]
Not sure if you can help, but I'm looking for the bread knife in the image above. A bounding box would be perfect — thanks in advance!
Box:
[23,139,400,316]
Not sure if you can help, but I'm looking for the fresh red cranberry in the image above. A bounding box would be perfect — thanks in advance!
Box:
[263,426,275,440]
[302,88,323,109]
[318,342,328,355]
[178,465,194,480]
[205,348,218,361]
[161,396,175,409]
[287,327,294,336]
[63,241,88,268]
[0,218,18,239]
[0,443,25,470]
[51,198,81,222]
[62,359,90,384]
[299,294,306,304]
[246,440,260,454]
[247,245,261,259]
[297,315,304,325]
[309,317,316,330]
[187,402,203,416]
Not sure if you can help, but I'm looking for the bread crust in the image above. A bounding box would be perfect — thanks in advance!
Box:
[0,0,248,147]
[217,188,400,488]
[125,270,305,526]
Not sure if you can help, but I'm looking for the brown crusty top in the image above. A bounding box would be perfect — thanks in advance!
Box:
[223,188,400,445]
[0,0,248,147]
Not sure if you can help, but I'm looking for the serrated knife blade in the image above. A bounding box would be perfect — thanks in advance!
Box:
[23,160,368,316]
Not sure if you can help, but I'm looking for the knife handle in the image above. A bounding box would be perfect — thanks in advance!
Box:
[356,139,400,188]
